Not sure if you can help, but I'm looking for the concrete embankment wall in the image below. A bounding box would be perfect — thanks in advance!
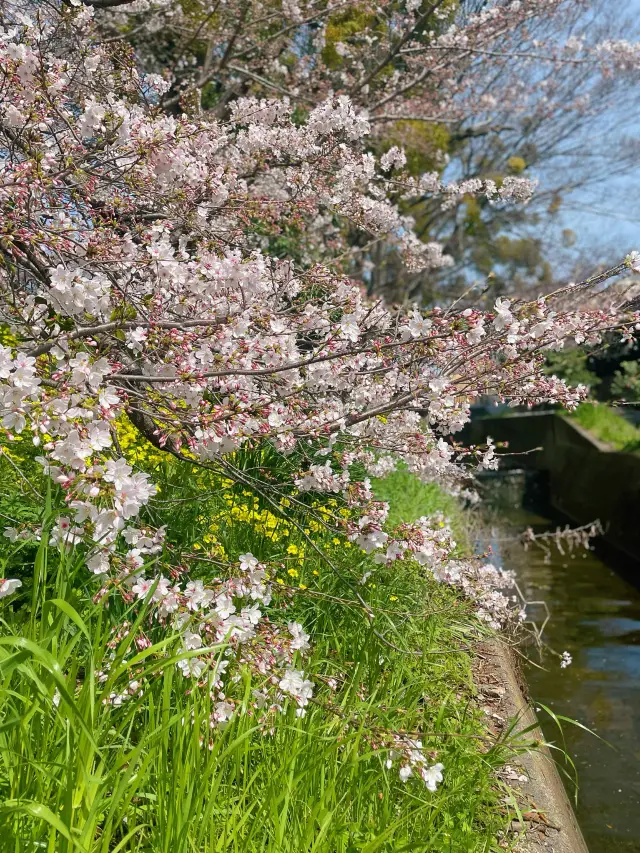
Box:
[464,412,640,561]
[482,640,590,853]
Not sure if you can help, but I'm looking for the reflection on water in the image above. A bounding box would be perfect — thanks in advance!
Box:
[484,472,640,853]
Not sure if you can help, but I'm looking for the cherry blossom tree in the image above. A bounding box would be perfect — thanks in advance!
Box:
[0,1,638,762]
[91,0,640,301]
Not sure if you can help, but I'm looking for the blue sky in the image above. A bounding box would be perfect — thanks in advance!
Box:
[554,1,640,261]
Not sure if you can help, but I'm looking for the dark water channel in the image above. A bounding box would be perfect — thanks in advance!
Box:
[483,471,640,853]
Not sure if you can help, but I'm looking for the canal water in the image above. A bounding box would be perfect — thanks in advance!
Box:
[483,471,640,853]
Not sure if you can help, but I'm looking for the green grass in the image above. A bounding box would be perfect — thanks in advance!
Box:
[372,469,470,553]
[0,451,520,852]
[567,402,640,453]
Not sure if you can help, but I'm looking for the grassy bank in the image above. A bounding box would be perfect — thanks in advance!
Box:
[0,440,518,852]
[373,469,471,553]
[567,402,640,453]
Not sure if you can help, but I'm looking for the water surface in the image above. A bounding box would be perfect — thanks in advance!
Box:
[485,473,640,852]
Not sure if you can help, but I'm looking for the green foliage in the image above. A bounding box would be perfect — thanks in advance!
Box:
[200,80,221,110]
[506,156,526,175]
[385,121,450,177]
[0,453,519,851]
[544,349,600,390]
[611,360,640,403]
[465,228,553,293]
[322,7,378,70]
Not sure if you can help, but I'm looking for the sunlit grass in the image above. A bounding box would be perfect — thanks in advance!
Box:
[372,468,471,555]
[0,454,517,851]
[567,402,640,453]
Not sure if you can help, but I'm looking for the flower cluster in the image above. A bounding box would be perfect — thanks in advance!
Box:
[386,737,445,792]
[95,549,315,721]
